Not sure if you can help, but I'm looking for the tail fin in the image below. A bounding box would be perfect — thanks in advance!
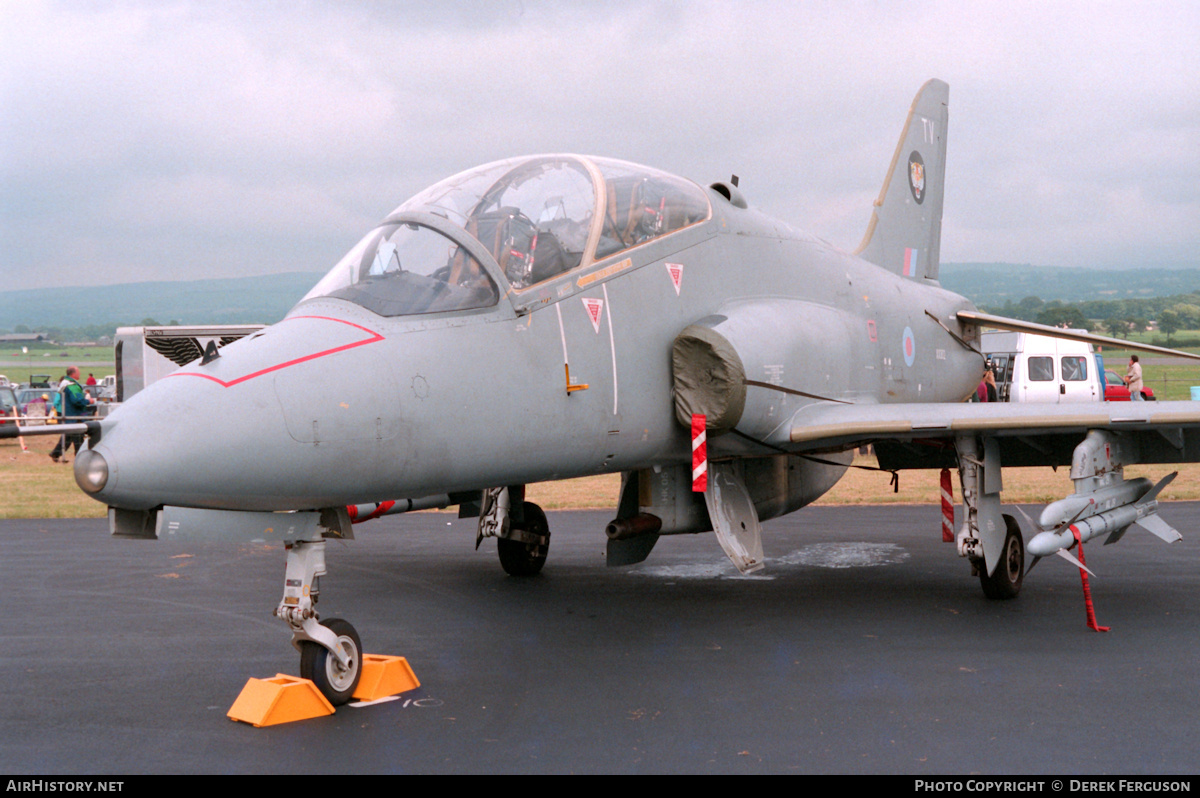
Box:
[855,79,949,282]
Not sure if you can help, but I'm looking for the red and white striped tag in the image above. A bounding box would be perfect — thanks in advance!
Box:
[940,468,954,542]
[692,414,707,492]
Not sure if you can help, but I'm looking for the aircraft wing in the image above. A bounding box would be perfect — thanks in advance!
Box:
[772,400,1200,470]
[958,311,1200,362]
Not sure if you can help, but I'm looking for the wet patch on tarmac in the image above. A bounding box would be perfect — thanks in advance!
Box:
[776,542,910,569]
[631,542,910,580]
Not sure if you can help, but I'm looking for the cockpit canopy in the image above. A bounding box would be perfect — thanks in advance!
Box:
[302,155,711,317]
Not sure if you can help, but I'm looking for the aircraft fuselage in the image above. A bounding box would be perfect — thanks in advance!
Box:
[88,194,981,514]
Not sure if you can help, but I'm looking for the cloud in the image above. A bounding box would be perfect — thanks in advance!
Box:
[1,0,1197,291]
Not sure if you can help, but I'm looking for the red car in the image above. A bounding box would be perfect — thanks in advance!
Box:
[1104,369,1155,401]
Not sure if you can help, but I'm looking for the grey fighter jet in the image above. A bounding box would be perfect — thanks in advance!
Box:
[13,80,1200,705]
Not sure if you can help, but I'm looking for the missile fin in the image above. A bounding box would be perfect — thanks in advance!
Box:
[1135,513,1183,545]
[1138,471,1179,505]
[1012,504,1037,529]
[1103,527,1129,546]
[1054,548,1097,578]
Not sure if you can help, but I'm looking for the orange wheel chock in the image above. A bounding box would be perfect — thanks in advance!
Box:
[353,654,421,701]
[227,674,335,727]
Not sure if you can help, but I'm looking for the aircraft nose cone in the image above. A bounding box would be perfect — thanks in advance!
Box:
[1026,530,1068,558]
[73,448,109,494]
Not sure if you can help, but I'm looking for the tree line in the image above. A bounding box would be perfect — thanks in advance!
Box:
[983,292,1200,345]
[3,319,180,346]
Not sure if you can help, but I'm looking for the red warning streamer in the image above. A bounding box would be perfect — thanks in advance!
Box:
[940,468,954,542]
[692,414,707,492]
[1070,526,1110,633]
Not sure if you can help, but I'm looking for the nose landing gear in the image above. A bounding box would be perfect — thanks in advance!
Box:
[274,539,363,705]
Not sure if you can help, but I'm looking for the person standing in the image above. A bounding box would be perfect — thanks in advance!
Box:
[50,366,94,462]
[85,373,97,386]
[1125,355,1144,401]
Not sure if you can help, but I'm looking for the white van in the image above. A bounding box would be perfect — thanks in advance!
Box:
[981,331,1102,403]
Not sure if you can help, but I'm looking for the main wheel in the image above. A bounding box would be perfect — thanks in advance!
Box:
[299,618,362,706]
[980,514,1024,600]
[498,501,550,577]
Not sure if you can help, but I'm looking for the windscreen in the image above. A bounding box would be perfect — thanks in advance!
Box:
[301,223,498,317]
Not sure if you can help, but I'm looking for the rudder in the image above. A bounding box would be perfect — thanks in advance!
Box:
[855,79,949,282]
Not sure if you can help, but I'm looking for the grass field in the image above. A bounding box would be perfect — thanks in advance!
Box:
[1,344,114,386]
[1095,329,1200,401]
[6,431,1200,520]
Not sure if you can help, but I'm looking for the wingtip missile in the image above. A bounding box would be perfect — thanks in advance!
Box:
[1028,479,1183,565]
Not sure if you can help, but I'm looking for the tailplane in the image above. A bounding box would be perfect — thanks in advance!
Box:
[855,79,949,282]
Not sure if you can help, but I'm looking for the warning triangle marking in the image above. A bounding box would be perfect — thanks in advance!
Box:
[581,297,604,333]
[665,262,683,295]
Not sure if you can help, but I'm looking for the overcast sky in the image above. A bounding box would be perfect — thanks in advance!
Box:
[2,0,1197,292]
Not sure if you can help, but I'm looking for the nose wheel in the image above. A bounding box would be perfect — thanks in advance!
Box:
[299,618,362,705]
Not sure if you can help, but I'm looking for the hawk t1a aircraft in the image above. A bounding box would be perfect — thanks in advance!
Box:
[15,80,1200,705]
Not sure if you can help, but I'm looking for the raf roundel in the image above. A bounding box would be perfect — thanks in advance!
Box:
[902,326,916,367]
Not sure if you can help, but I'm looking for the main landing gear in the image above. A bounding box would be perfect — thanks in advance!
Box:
[478,486,551,576]
[954,435,1025,601]
[274,539,362,705]
[979,514,1024,600]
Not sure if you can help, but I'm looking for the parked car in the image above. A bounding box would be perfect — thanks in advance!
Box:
[1103,369,1155,401]
[0,385,16,424]
[14,387,58,423]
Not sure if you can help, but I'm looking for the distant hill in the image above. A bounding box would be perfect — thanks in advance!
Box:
[939,263,1200,307]
[0,273,325,330]
[3,264,1199,333]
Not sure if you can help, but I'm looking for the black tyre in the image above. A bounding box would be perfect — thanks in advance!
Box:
[299,618,362,706]
[1143,392,1156,401]
[980,514,1024,600]
[498,501,550,577]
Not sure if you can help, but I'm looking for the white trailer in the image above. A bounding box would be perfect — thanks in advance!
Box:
[113,325,265,402]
